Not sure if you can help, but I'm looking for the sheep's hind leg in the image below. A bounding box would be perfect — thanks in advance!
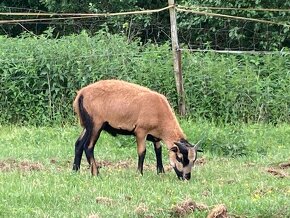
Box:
[84,125,102,176]
[154,141,165,174]
[73,129,88,171]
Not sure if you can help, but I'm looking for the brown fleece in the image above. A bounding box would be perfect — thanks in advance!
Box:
[73,79,186,149]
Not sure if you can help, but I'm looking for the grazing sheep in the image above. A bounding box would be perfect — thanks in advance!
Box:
[72,79,201,180]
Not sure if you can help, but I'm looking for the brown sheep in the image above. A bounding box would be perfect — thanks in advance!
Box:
[72,79,201,180]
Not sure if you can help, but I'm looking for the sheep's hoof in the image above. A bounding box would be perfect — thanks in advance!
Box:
[157,167,165,174]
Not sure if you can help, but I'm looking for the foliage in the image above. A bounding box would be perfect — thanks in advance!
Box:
[182,51,290,123]
[0,31,174,125]
[0,0,289,50]
[177,0,290,50]
[0,32,289,125]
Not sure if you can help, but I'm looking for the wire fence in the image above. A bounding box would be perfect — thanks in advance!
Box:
[0,5,289,25]
[0,3,289,124]
[1,4,289,48]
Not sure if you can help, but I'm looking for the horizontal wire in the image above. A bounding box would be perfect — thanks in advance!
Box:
[180,48,290,55]
[0,5,173,24]
[0,16,109,24]
[177,5,290,12]
[1,4,288,27]
[0,5,173,17]
[176,7,290,27]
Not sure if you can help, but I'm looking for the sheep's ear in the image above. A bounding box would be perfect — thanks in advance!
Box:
[174,141,188,154]
[170,146,178,153]
[195,146,203,152]
[194,140,203,152]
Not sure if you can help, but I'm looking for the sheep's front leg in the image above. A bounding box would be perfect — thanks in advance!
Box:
[136,133,147,175]
[154,142,165,174]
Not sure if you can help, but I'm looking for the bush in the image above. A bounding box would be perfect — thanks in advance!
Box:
[183,51,290,123]
[0,32,289,125]
[0,31,175,125]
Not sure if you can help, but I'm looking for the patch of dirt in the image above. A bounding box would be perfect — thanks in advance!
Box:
[88,214,100,218]
[196,203,209,211]
[279,161,290,169]
[0,159,43,172]
[95,196,114,205]
[50,159,57,164]
[125,195,132,201]
[207,204,229,218]
[96,160,174,172]
[196,157,206,165]
[134,203,148,216]
[170,199,208,217]
[202,190,211,197]
[96,157,206,172]
[265,168,288,178]
[164,165,173,172]
[97,160,133,169]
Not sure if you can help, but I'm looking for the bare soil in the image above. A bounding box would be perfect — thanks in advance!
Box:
[279,161,290,169]
[207,204,229,218]
[0,159,43,172]
[0,156,206,173]
[95,196,114,205]
[265,168,288,178]
[134,203,149,215]
[170,198,208,217]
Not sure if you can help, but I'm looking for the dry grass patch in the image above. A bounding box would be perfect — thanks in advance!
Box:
[95,196,114,205]
[0,159,43,172]
[170,198,208,217]
[207,204,229,218]
[278,161,290,169]
[265,168,288,178]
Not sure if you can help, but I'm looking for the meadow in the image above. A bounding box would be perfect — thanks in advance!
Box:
[1,6,289,218]
[0,121,289,217]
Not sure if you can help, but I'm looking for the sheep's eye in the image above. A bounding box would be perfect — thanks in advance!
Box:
[176,155,183,163]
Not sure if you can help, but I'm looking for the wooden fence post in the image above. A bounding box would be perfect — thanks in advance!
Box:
[168,0,186,115]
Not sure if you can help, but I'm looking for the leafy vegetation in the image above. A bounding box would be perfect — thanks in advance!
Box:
[1,2,289,217]
[183,51,290,123]
[0,123,289,217]
[0,32,289,125]
[1,0,289,50]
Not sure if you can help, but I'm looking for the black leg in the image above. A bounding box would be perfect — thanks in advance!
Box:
[72,129,87,171]
[154,142,165,174]
[137,149,146,175]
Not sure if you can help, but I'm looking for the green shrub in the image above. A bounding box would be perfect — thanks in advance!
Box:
[0,32,289,125]
[183,51,290,123]
[0,31,174,125]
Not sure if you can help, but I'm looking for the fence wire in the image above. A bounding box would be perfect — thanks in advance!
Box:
[0,3,289,124]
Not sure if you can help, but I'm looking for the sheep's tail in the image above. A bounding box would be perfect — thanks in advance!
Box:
[73,92,93,129]
[73,92,94,145]
[73,92,85,127]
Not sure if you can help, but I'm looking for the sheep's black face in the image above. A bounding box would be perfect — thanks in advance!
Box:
[169,140,200,180]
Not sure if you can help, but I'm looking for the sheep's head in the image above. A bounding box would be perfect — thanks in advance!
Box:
[169,139,202,180]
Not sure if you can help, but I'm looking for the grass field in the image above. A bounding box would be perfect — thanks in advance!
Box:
[0,121,289,217]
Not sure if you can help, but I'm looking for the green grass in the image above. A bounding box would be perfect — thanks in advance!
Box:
[0,121,289,217]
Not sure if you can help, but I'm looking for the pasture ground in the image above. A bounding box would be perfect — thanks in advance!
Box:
[0,121,289,217]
